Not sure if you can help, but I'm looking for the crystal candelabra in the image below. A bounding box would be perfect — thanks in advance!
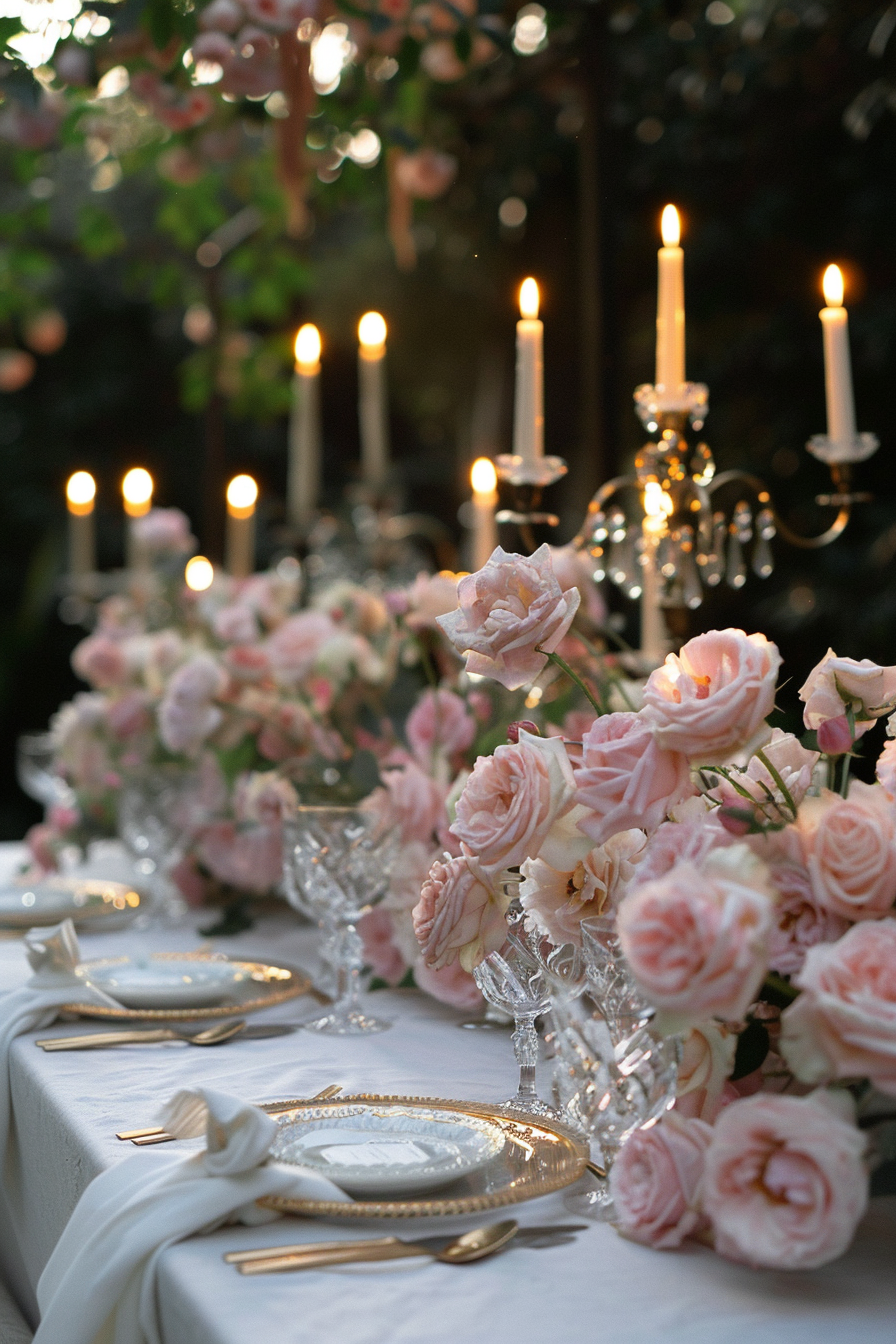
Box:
[493,453,568,554]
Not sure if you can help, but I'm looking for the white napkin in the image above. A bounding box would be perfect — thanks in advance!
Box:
[34,1087,352,1344]
[0,919,118,1166]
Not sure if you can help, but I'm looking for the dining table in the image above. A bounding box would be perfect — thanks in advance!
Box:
[1,840,895,1344]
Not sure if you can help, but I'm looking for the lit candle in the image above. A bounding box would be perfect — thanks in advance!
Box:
[512,277,543,465]
[819,264,857,451]
[640,481,671,664]
[357,311,389,489]
[655,205,685,395]
[121,468,153,570]
[65,471,96,579]
[288,323,322,531]
[226,474,258,578]
[184,555,214,592]
[470,457,498,570]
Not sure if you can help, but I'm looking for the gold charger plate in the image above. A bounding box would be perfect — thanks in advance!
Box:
[61,952,312,1021]
[0,877,143,930]
[259,1094,588,1219]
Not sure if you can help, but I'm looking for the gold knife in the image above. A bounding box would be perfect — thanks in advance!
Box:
[117,1084,343,1143]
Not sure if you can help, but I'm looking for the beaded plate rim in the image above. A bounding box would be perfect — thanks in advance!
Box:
[259,1094,588,1219]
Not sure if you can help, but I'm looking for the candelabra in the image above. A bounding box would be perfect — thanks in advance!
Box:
[493,453,568,553]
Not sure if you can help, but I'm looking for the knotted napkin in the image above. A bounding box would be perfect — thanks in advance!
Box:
[0,918,118,1166]
[34,1087,352,1344]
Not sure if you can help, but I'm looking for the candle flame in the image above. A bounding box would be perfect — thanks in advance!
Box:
[471,457,498,494]
[184,555,214,591]
[66,471,96,508]
[822,264,844,308]
[358,311,387,348]
[660,204,681,248]
[294,323,322,367]
[122,468,153,517]
[519,277,539,320]
[226,474,258,511]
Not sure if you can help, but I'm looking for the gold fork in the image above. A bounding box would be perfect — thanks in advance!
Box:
[116,1084,343,1144]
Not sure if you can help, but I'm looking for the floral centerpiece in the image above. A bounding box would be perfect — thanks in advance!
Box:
[414,543,896,1269]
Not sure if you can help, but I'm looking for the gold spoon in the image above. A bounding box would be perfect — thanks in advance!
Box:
[37,1019,247,1051]
[237,1221,520,1274]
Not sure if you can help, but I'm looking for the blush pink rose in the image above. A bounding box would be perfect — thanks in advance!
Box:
[267,611,338,684]
[413,850,508,972]
[817,715,854,756]
[704,729,819,830]
[131,507,194,555]
[780,919,896,1095]
[406,688,476,766]
[214,603,259,645]
[609,1112,713,1249]
[451,732,576,873]
[404,571,461,631]
[105,690,151,740]
[359,908,408,985]
[631,800,737,889]
[876,739,896,797]
[799,649,896,738]
[767,858,850,977]
[616,846,774,1032]
[413,957,484,1011]
[702,1091,868,1269]
[643,629,782,763]
[71,634,129,689]
[520,830,644,947]
[371,760,449,847]
[436,544,580,691]
[573,712,694,847]
[797,782,896,921]
[194,820,283,894]
[157,654,225,755]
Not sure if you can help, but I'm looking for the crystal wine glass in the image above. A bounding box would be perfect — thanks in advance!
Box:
[16,733,74,810]
[283,803,399,1035]
[117,766,199,924]
[472,897,562,1120]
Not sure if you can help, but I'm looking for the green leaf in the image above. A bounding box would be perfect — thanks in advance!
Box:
[800,729,820,752]
[214,734,262,786]
[453,26,472,63]
[144,0,176,50]
[397,36,421,78]
[731,1018,769,1081]
[76,203,125,259]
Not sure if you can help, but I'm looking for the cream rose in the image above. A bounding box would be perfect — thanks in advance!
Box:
[609,1112,713,1249]
[780,919,896,1096]
[616,846,774,1032]
[573,711,694,847]
[520,830,645,947]
[643,628,782,763]
[436,544,580,691]
[797,782,896,921]
[451,731,576,873]
[702,1091,868,1270]
[799,649,896,737]
[674,1021,737,1122]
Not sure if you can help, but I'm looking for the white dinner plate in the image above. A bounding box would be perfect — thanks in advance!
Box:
[271,1103,506,1198]
[0,877,143,930]
[76,956,259,1009]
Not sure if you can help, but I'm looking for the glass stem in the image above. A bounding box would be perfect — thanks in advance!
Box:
[512,1014,540,1099]
[335,922,364,1022]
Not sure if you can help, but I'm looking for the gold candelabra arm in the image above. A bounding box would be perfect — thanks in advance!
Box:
[706,468,857,551]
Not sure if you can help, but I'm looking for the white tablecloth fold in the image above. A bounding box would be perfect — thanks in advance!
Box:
[33,1086,351,1344]
[0,920,118,1166]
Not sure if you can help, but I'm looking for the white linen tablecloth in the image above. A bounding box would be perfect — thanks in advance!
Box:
[1,843,895,1344]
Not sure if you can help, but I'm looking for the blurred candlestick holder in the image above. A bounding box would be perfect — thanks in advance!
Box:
[494,452,568,553]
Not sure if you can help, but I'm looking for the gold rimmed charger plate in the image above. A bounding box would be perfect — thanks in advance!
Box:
[0,877,143,930]
[259,1094,588,1219]
[61,952,312,1022]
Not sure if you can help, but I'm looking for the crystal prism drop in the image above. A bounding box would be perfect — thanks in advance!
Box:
[678,525,702,608]
[726,527,747,588]
[753,534,773,578]
[657,533,677,579]
[699,512,727,586]
[590,545,606,583]
[733,500,753,543]
[689,440,715,485]
[590,510,608,545]
[608,533,636,590]
[756,507,776,540]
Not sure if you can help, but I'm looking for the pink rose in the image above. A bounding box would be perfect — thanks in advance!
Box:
[573,712,694,847]
[545,709,598,744]
[105,690,151,740]
[404,571,461,632]
[71,634,128,689]
[233,771,297,825]
[451,732,576,873]
[674,1022,737,1123]
[520,830,644,947]
[703,729,818,830]
[214,604,259,645]
[359,908,408,986]
[436,545,580,691]
[157,654,225,755]
[876,739,896,796]
[267,611,338,684]
[413,957,484,1012]
[199,0,244,31]
[131,507,194,555]
[194,820,283,894]
[799,649,896,738]
[413,850,508,972]
[780,919,896,1095]
[223,644,271,683]
[370,760,449,847]
[548,545,607,627]
[632,800,736,889]
[609,1112,713,1249]
[702,1092,868,1269]
[797,782,896,921]
[643,629,782,762]
[767,857,850,976]
[406,688,476,766]
[616,846,774,1032]
[817,715,854,755]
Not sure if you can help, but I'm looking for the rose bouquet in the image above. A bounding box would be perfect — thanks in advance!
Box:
[414,543,896,1269]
